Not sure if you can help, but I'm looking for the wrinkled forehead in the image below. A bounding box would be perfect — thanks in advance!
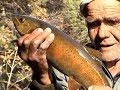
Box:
[80,0,120,17]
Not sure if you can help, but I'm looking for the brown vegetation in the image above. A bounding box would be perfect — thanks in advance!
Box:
[0,0,89,89]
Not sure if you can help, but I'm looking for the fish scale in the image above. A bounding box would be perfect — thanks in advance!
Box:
[12,14,110,89]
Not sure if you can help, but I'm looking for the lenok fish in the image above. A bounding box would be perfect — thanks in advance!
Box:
[12,14,111,89]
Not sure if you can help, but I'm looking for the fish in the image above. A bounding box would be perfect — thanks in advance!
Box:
[12,14,110,89]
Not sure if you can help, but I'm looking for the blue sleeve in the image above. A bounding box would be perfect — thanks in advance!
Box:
[52,67,69,90]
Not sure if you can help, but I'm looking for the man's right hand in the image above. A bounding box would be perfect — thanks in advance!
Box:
[17,28,55,85]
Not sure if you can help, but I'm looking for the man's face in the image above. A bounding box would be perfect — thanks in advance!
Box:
[85,0,120,61]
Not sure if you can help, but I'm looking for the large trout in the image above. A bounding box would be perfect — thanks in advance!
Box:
[12,14,111,88]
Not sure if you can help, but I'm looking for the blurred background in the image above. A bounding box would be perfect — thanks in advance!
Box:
[0,0,89,89]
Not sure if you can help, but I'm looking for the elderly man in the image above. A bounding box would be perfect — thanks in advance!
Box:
[17,0,120,89]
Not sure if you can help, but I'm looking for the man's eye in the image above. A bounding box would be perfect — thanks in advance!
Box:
[106,20,120,26]
[87,21,101,29]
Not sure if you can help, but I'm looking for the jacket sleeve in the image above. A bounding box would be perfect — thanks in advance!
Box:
[29,80,55,90]
[29,67,68,90]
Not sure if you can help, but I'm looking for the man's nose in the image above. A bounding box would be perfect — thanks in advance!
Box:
[97,23,110,39]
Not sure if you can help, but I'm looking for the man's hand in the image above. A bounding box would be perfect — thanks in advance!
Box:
[88,86,112,90]
[17,28,55,85]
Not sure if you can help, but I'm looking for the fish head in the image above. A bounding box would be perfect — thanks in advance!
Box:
[12,14,40,36]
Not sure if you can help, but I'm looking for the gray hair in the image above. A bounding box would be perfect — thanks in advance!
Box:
[80,0,93,15]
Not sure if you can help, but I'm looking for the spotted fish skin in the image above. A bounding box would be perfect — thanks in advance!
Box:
[12,14,110,88]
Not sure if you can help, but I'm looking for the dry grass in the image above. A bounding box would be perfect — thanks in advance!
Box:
[0,0,89,89]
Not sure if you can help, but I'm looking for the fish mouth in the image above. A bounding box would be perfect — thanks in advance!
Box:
[12,17,20,26]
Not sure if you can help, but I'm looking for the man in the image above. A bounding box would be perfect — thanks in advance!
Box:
[17,0,120,89]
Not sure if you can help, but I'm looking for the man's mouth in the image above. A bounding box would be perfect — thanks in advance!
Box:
[99,44,115,51]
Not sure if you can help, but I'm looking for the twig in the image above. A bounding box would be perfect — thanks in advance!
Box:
[13,0,26,14]
[0,80,22,90]
[7,50,17,90]
[14,73,32,84]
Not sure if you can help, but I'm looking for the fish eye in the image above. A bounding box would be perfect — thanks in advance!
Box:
[19,18,25,23]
